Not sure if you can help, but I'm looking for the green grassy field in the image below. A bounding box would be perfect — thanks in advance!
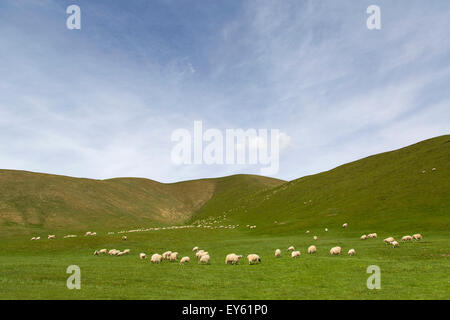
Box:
[0,135,448,299]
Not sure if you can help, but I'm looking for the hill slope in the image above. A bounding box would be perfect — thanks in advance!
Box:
[0,171,284,234]
[202,135,450,234]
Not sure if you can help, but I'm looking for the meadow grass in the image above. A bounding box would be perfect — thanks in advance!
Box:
[0,227,448,300]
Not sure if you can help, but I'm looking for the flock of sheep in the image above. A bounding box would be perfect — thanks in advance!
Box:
[30,220,424,266]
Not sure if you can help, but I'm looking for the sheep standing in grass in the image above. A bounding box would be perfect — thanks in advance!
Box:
[123,249,130,254]
[162,251,172,260]
[412,234,422,240]
[329,246,342,255]
[247,254,261,264]
[368,233,378,238]
[180,256,190,264]
[384,237,395,244]
[348,249,356,256]
[99,249,107,254]
[287,246,295,252]
[199,254,210,264]
[192,246,199,252]
[325,228,328,232]
[151,254,162,263]
[391,241,399,248]
[275,249,281,258]
[35,237,40,240]
[225,253,243,265]
[291,251,301,258]
[308,245,317,254]
[313,236,318,241]
[342,223,348,228]
[48,235,55,240]
[306,230,310,234]
[361,235,367,240]
[93,250,99,256]
[169,252,179,261]
[402,235,413,241]
[195,250,206,259]
[122,236,127,241]
[139,253,147,260]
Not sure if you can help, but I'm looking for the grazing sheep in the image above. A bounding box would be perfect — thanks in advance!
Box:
[91,232,97,236]
[48,235,55,239]
[384,237,395,244]
[93,250,99,256]
[192,246,199,252]
[291,251,301,258]
[274,249,281,258]
[329,246,342,255]
[325,228,328,232]
[195,250,205,258]
[308,245,317,254]
[162,251,172,260]
[402,235,413,241]
[348,249,356,256]
[169,252,179,261]
[117,251,126,256]
[313,236,318,241]
[391,241,399,248]
[247,254,261,265]
[306,230,310,234]
[123,249,130,254]
[225,253,243,265]
[108,249,117,255]
[199,254,210,264]
[342,223,348,228]
[35,237,40,240]
[99,249,108,254]
[139,253,147,260]
[151,254,162,264]
[412,234,423,240]
[180,256,190,264]
[122,236,127,241]
[361,235,367,240]
[287,246,295,251]
[85,231,92,236]
[367,233,377,238]
[30,237,36,241]
[432,167,436,171]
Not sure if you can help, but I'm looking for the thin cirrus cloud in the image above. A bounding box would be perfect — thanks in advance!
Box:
[0,0,448,183]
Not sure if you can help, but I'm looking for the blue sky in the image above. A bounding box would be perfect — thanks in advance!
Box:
[0,0,449,182]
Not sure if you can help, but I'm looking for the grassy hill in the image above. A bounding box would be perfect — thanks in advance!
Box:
[0,171,284,235]
[217,135,450,235]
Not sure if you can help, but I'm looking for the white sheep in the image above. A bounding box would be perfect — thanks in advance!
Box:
[139,253,147,260]
[225,253,243,265]
[247,254,261,264]
[122,236,127,241]
[325,228,328,232]
[274,249,281,258]
[99,249,107,254]
[329,246,342,255]
[199,254,210,264]
[313,236,318,241]
[342,223,348,228]
[179,256,190,264]
[412,234,422,240]
[169,252,179,261]
[151,253,162,263]
[123,249,130,254]
[30,237,36,241]
[291,251,301,258]
[287,246,295,251]
[48,235,55,239]
[305,230,310,234]
[384,237,395,244]
[361,235,367,240]
[195,250,205,258]
[401,235,413,241]
[35,236,40,240]
[162,251,172,260]
[391,241,399,248]
[307,245,317,254]
[348,249,356,256]
[192,246,199,252]
[93,250,99,256]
